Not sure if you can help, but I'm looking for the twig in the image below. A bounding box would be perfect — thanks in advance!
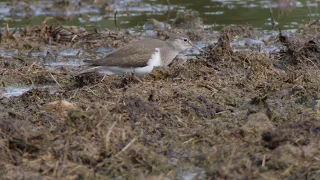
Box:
[308,19,319,27]
[0,137,15,163]
[165,0,171,29]
[115,137,137,157]
[167,0,171,11]
[316,0,319,20]
[84,86,98,96]
[262,154,266,167]
[53,160,59,176]
[267,3,276,29]
[114,11,118,29]
[307,0,312,23]
[71,35,78,41]
[50,72,62,88]
[69,88,78,100]
[105,121,117,151]
[68,165,82,174]
[27,61,38,72]
[305,57,319,70]
[182,138,194,146]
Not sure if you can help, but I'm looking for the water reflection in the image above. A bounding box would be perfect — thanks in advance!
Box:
[0,0,315,30]
[275,0,297,16]
[0,48,18,58]
[1,84,56,98]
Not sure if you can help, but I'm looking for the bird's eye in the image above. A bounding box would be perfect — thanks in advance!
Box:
[183,38,188,42]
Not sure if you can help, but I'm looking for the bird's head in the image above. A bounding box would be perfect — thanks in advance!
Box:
[167,34,193,52]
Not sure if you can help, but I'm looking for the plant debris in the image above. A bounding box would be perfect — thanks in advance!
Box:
[0,22,320,179]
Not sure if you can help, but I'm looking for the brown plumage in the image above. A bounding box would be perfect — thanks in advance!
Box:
[84,39,169,67]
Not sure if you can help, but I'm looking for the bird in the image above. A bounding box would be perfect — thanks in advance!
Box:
[80,34,193,76]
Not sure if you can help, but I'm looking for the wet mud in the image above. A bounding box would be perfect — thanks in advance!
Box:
[0,21,320,179]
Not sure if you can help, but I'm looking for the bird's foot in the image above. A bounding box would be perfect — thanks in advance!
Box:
[129,72,143,83]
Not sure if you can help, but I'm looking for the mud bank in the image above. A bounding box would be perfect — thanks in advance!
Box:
[0,22,320,179]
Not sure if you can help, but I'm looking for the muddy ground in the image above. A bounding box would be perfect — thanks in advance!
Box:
[0,22,320,179]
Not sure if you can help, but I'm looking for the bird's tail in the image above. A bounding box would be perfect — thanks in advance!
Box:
[76,58,102,75]
[83,59,93,63]
[77,66,102,74]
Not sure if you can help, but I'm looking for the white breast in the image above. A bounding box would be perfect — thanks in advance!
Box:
[131,47,161,75]
[147,48,161,66]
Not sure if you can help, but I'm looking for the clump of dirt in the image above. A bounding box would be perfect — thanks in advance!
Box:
[173,12,204,29]
[0,23,320,179]
[278,29,320,65]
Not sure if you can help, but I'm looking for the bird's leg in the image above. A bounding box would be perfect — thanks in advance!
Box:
[130,71,143,83]
[100,74,108,82]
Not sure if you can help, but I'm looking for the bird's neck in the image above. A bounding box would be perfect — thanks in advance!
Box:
[160,46,180,66]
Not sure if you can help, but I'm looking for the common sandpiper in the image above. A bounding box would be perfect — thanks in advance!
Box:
[81,34,194,76]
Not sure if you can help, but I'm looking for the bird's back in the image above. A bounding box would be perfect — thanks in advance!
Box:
[85,39,168,68]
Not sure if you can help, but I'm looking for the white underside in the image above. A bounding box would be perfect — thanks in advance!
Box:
[98,48,161,76]
[99,65,154,76]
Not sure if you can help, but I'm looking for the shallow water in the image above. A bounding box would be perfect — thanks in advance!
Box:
[0,28,291,72]
[0,0,317,30]
[0,2,319,179]
[1,84,56,98]
[0,0,315,98]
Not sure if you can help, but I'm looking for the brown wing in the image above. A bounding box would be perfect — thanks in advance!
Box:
[85,39,166,68]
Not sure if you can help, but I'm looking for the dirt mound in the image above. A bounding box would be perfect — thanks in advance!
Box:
[0,24,319,179]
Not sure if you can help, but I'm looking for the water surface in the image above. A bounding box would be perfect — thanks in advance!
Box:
[0,0,317,30]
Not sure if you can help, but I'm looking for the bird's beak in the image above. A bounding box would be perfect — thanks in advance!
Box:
[191,42,208,54]
[187,40,193,48]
